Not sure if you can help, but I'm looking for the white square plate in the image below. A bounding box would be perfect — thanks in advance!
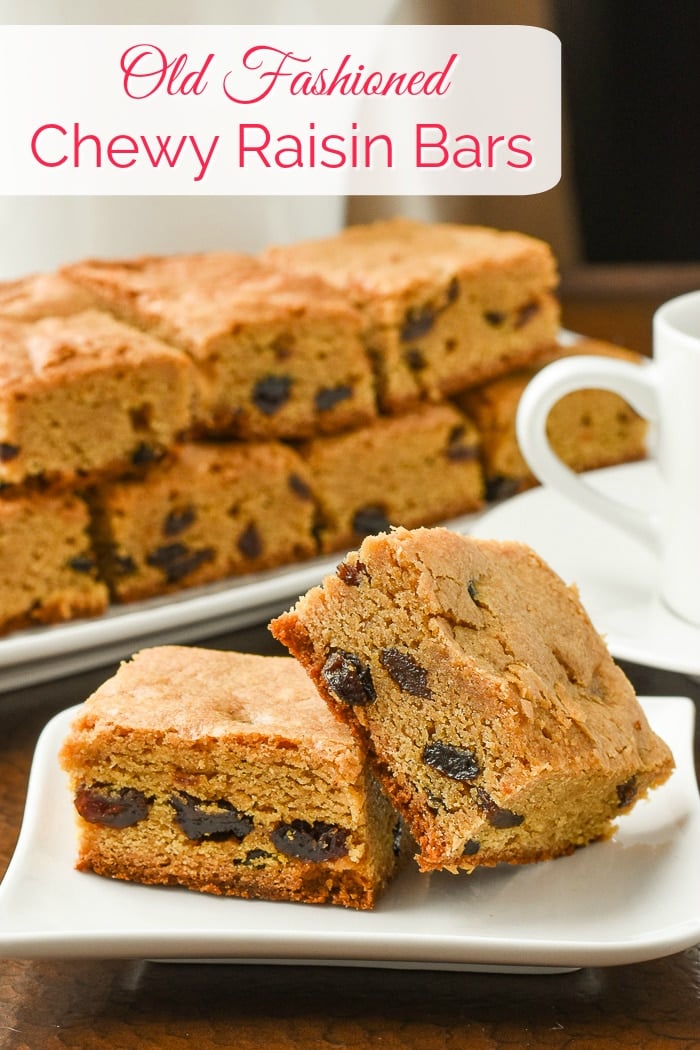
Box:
[0,696,697,972]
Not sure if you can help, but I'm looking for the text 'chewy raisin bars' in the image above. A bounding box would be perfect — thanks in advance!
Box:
[59,647,402,909]
[270,527,673,873]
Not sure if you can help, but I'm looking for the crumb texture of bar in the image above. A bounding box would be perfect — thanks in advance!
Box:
[0,490,108,633]
[89,441,319,601]
[271,527,674,873]
[265,218,560,411]
[59,646,400,909]
[0,310,194,485]
[65,252,377,439]
[299,404,484,553]
[459,338,649,498]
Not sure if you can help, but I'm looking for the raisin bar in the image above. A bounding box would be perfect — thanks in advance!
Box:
[271,527,674,873]
[90,440,318,601]
[458,338,649,499]
[0,271,96,322]
[0,489,107,635]
[59,646,401,909]
[299,404,484,553]
[65,252,377,439]
[265,218,560,412]
[0,310,194,486]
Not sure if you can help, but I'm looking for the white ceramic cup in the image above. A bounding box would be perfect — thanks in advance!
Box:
[516,290,700,626]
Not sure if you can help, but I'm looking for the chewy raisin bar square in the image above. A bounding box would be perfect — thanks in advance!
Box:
[0,489,107,635]
[0,311,194,486]
[271,527,674,873]
[264,218,560,412]
[299,403,484,554]
[59,646,401,909]
[65,252,377,440]
[90,440,318,602]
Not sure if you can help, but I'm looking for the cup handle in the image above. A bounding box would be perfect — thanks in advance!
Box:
[515,355,660,551]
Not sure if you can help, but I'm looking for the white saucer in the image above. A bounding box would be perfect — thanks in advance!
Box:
[471,462,700,675]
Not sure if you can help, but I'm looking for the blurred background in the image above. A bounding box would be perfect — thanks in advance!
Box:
[2,0,699,351]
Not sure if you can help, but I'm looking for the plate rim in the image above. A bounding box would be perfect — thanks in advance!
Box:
[0,695,698,969]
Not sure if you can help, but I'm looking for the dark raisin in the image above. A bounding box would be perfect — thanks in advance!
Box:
[288,473,312,500]
[238,523,263,559]
[129,404,153,431]
[515,301,540,328]
[146,543,215,583]
[315,385,352,412]
[400,305,436,342]
[163,505,196,537]
[170,793,254,842]
[68,553,96,573]
[423,741,480,780]
[0,443,20,462]
[252,375,292,415]
[352,505,391,538]
[446,425,479,462]
[322,650,376,706]
[616,776,638,808]
[270,819,349,862]
[445,277,460,303]
[131,442,161,466]
[74,785,151,828]
[380,648,432,698]
[336,559,369,587]
[463,839,481,856]
[233,848,272,867]
[467,579,479,602]
[483,310,507,327]
[485,476,520,502]
[404,348,426,371]
[475,787,524,828]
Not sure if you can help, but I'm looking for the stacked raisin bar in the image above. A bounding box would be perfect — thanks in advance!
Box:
[59,647,402,909]
[0,220,646,636]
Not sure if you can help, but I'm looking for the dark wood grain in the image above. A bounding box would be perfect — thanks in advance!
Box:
[0,295,698,1049]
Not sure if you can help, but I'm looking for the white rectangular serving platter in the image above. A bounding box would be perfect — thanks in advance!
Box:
[0,696,697,972]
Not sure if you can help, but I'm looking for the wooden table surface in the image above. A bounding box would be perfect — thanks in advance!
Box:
[0,288,698,1050]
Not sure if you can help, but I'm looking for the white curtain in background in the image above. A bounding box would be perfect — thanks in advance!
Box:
[0,0,399,277]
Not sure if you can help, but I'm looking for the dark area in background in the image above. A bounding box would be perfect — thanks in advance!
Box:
[555,1,700,263]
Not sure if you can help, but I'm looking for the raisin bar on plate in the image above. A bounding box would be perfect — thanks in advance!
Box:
[265,218,560,412]
[59,647,402,909]
[66,252,377,440]
[271,527,674,873]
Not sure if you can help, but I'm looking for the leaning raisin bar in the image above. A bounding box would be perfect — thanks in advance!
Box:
[59,646,401,909]
[271,527,674,873]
